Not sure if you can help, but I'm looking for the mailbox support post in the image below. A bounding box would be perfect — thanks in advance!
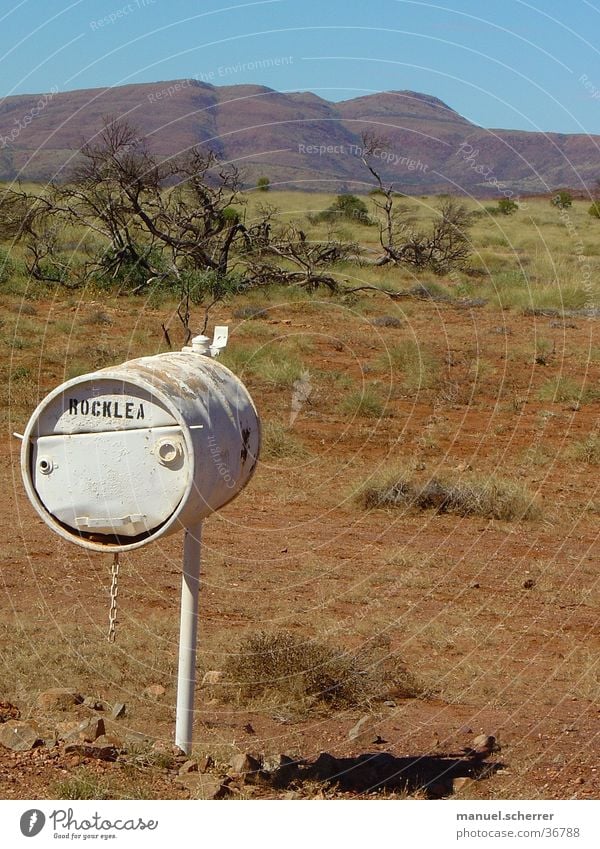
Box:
[175,521,203,754]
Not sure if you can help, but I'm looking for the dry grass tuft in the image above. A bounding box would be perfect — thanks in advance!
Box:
[569,434,600,464]
[339,387,385,418]
[356,471,540,521]
[537,376,600,405]
[261,421,308,459]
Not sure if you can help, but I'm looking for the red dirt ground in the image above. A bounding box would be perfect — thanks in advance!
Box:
[1,295,599,799]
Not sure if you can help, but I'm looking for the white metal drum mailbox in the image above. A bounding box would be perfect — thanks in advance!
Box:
[21,347,260,552]
[19,332,260,754]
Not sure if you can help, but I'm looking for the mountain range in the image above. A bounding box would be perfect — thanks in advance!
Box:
[1,79,598,195]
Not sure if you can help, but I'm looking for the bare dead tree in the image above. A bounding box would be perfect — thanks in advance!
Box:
[0,187,74,282]
[359,131,474,273]
[51,117,252,284]
[247,223,357,292]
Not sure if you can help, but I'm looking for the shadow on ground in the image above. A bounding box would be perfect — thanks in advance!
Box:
[223,750,504,798]
[299,751,502,797]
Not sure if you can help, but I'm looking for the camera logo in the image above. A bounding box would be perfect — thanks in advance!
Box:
[20,810,46,837]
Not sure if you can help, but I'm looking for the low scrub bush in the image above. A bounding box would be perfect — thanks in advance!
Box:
[309,194,373,226]
[223,631,424,709]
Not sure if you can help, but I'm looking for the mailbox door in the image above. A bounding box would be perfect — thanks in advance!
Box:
[30,426,188,537]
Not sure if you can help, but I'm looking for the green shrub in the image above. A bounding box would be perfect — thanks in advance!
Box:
[221,205,241,225]
[588,201,600,219]
[95,244,165,291]
[257,176,270,192]
[310,194,373,225]
[184,269,246,304]
[551,190,572,209]
[497,198,518,215]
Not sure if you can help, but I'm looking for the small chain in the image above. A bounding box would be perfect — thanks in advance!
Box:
[108,553,120,643]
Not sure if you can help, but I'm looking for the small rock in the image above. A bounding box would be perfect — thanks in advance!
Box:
[142,684,166,699]
[383,700,396,708]
[152,740,185,759]
[54,719,80,741]
[0,721,41,752]
[200,754,214,773]
[111,702,126,719]
[464,734,499,758]
[370,315,403,328]
[60,717,105,744]
[94,734,123,749]
[37,688,83,712]
[348,715,371,741]
[201,671,223,686]
[470,582,480,589]
[523,578,536,589]
[176,774,225,799]
[453,777,476,793]
[458,725,473,735]
[348,714,382,745]
[82,697,105,711]
[228,753,265,784]
[179,759,198,775]
[455,461,472,472]
[0,701,20,723]
[125,731,152,747]
[229,752,262,773]
[64,743,118,762]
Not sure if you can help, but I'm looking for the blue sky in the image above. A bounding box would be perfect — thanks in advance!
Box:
[2,0,600,133]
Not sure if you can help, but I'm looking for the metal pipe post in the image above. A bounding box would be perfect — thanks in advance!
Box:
[175,521,202,754]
